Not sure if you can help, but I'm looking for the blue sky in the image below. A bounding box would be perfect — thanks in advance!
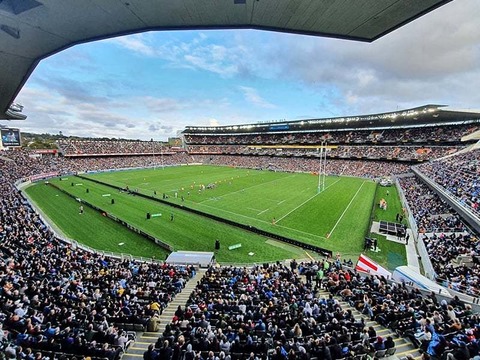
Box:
[10,0,480,140]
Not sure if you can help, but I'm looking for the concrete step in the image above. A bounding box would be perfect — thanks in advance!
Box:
[316,289,421,358]
[125,274,421,360]
[395,347,422,359]
[122,269,207,360]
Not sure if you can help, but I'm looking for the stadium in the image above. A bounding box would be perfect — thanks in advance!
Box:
[1,1,480,360]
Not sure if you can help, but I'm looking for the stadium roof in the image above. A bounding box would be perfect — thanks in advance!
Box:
[183,105,480,134]
[0,0,453,120]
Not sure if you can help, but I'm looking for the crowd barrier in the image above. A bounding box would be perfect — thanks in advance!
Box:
[394,175,436,281]
[413,167,480,234]
[47,181,173,252]
[16,180,167,265]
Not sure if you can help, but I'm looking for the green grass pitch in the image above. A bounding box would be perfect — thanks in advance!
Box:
[25,183,170,260]
[24,165,407,267]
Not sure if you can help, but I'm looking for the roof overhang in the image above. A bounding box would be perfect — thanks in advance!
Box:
[0,0,453,119]
[183,105,480,134]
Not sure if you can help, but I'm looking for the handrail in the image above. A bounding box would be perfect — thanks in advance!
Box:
[394,175,436,280]
[412,167,480,233]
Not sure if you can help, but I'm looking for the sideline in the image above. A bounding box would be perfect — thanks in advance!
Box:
[327,181,366,237]
[199,174,297,203]
[276,178,342,223]
[197,201,328,242]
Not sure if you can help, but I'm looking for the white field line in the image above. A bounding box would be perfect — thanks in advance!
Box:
[196,202,328,241]
[275,194,319,223]
[257,208,270,215]
[327,181,366,237]
[198,174,297,204]
[247,207,263,212]
[275,178,342,224]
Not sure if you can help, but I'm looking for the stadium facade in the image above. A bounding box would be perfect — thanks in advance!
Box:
[183,105,480,135]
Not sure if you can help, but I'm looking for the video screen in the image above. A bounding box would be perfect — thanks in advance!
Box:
[1,128,21,147]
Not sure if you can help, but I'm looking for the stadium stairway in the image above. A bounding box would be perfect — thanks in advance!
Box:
[122,271,421,360]
[317,288,422,360]
[121,268,206,360]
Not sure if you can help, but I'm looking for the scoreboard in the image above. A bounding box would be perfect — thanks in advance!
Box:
[1,128,21,147]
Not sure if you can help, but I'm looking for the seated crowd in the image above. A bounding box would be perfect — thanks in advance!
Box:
[56,123,477,157]
[150,259,480,360]
[398,177,467,233]
[184,124,477,146]
[151,261,396,360]
[0,151,195,359]
[422,233,480,296]
[1,150,192,179]
[324,264,480,360]
[3,147,410,181]
[193,155,410,179]
[187,145,460,162]
[1,142,479,359]
[398,176,480,296]
[1,148,478,303]
[418,150,480,216]
[5,145,412,181]
[56,140,178,157]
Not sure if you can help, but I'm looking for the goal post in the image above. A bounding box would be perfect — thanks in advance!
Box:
[317,141,327,193]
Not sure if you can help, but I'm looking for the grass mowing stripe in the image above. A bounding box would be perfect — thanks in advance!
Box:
[51,176,301,263]
[24,183,169,259]
[328,181,366,237]
[83,172,333,245]
[92,170,351,245]
[65,166,407,268]
[199,173,296,203]
[81,177,332,256]
[196,200,328,242]
[158,172,360,247]
[267,178,375,251]
[276,177,342,223]
[276,193,321,224]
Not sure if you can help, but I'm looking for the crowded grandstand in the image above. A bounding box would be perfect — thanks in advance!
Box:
[2,0,479,358]
[1,103,480,360]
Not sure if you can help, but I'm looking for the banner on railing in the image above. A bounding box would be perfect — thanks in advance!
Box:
[355,254,391,279]
[30,172,59,182]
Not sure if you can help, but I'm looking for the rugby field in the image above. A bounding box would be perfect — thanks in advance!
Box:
[25,165,406,266]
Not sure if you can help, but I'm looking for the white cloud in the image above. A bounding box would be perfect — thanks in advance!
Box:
[108,34,156,57]
[208,118,220,126]
[230,0,480,113]
[183,53,238,77]
[108,32,252,78]
[15,84,235,140]
[141,96,186,113]
[13,0,480,139]
[239,86,276,109]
